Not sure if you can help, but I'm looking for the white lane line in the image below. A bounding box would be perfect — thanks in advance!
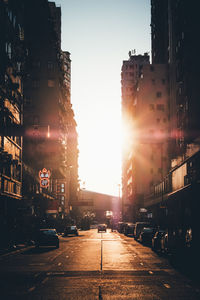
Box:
[42,278,49,284]
[163,283,171,289]
[28,286,36,292]
[58,262,62,266]
[149,271,153,274]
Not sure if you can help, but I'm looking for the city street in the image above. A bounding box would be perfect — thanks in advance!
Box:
[0,229,200,299]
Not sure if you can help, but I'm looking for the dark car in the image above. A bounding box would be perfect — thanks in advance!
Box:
[152,229,166,252]
[124,223,135,236]
[134,222,150,240]
[35,229,59,248]
[117,222,126,233]
[64,225,78,236]
[97,224,107,232]
[139,227,156,245]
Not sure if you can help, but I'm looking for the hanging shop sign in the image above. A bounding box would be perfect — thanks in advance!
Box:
[39,168,51,188]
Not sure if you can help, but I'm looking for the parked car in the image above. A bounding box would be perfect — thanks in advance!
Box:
[152,229,166,252]
[64,225,79,236]
[35,229,59,248]
[134,222,150,240]
[97,224,107,232]
[117,222,126,233]
[124,223,135,236]
[139,227,156,245]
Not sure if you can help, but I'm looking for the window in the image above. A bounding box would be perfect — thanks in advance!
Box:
[48,79,55,87]
[156,118,160,123]
[32,80,40,88]
[32,60,40,68]
[162,79,166,84]
[33,115,39,125]
[156,92,162,98]
[61,183,64,188]
[47,61,54,70]
[163,118,167,123]
[149,104,155,111]
[152,79,155,85]
[5,42,12,59]
[157,104,164,111]
[150,168,153,174]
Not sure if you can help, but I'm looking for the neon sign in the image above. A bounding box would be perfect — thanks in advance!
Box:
[39,168,51,188]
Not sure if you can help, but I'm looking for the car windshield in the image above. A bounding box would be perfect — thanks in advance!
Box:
[143,227,153,232]
[41,230,56,236]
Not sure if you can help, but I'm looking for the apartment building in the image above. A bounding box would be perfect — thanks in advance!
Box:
[121,52,150,221]
[0,0,25,229]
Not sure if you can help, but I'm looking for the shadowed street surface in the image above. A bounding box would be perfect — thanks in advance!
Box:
[0,229,199,299]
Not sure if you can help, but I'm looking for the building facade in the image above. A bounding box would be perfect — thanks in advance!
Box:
[121,52,150,221]
[0,0,25,237]
[22,0,78,219]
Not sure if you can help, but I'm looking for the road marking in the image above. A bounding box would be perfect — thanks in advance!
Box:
[163,283,171,289]
[149,271,153,274]
[28,286,36,292]
[29,263,45,266]
[47,272,65,276]
[58,262,62,266]
[99,286,103,300]
[42,278,49,284]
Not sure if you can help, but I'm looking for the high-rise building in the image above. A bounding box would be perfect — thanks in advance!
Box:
[0,0,25,232]
[151,0,200,164]
[121,52,150,221]
[22,0,78,219]
[135,64,170,214]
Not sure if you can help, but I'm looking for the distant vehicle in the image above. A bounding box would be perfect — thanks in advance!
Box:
[138,227,156,245]
[152,229,166,252]
[97,224,107,233]
[35,229,59,248]
[124,223,135,236]
[134,222,150,240]
[64,225,79,236]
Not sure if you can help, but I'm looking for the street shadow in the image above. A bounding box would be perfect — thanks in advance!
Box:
[22,247,57,255]
[62,234,84,238]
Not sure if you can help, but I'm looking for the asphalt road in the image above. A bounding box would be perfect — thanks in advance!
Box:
[0,229,199,299]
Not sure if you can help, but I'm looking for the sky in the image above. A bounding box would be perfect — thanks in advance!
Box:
[55,0,151,196]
